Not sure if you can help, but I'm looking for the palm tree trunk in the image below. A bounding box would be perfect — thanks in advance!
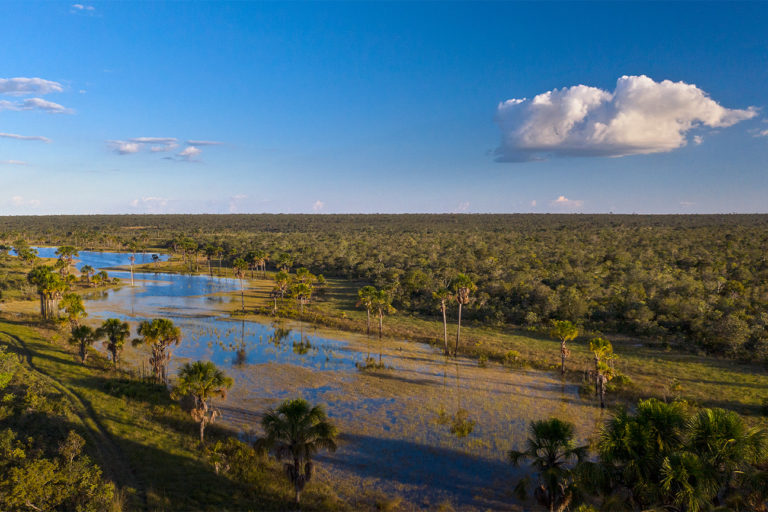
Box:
[378,312,383,338]
[441,302,448,355]
[561,341,566,375]
[455,302,463,356]
[366,309,371,336]
[240,280,245,311]
[594,354,600,394]
[199,418,206,443]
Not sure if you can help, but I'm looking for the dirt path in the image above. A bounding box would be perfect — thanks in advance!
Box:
[0,329,148,511]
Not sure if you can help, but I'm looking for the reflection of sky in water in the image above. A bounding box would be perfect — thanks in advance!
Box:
[31,246,168,270]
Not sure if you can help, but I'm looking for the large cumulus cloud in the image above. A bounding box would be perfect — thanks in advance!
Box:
[495,75,757,162]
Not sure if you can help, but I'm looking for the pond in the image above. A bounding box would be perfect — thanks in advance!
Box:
[39,248,604,510]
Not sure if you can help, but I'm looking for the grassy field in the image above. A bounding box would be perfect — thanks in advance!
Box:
[0,315,351,511]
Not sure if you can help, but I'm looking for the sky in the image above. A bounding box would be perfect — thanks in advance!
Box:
[1,1,767,215]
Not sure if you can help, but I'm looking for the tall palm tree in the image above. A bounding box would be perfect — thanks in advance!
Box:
[550,320,578,375]
[371,289,395,339]
[260,398,337,505]
[80,264,95,284]
[233,257,248,311]
[135,318,182,384]
[69,325,98,364]
[204,244,217,277]
[55,245,79,276]
[276,252,293,273]
[27,265,67,320]
[291,282,313,313]
[588,337,615,407]
[59,293,87,330]
[356,285,377,336]
[509,418,587,512]
[173,361,233,444]
[451,274,476,356]
[432,288,451,356]
[274,271,290,299]
[97,318,130,369]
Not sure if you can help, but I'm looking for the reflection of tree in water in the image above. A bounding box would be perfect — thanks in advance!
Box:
[269,321,292,346]
[436,360,475,438]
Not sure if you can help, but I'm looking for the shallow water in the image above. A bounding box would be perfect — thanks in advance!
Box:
[42,248,604,509]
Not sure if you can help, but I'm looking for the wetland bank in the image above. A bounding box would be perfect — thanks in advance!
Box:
[53,248,604,509]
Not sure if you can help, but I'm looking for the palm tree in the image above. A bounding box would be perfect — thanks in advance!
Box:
[588,337,615,408]
[432,288,451,356]
[97,318,130,369]
[291,282,313,313]
[233,257,248,311]
[27,265,67,320]
[80,264,95,284]
[356,285,377,336]
[59,293,87,330]
[69,325,98,364]
[274,271,290,299]
[550,320,578,375]
[371,289,395,339]
[55,245,79,276]
[276,252,293,273]
[173,361,233,444]
[135,318,182,384]
[253,249,268,278]
[204,244,217,277]
[451,274,476,356]
[509,418,587,512]
[260,398,337,505]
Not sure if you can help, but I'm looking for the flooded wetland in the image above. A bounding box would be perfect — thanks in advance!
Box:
[41,248,604,509]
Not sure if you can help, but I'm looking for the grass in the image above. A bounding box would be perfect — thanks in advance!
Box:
[0,315,352,511]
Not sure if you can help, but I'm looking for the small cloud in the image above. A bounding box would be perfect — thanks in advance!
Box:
[108,137,178,155]
[72,3,95,10]
[0,77,63,96]
[228,194,247,213]
[177,146,202,161]
[108,140,141,154]
[0,160,27,166]
[130,197,168,213]
[312,200,325,212]
[680,201,696,207]
[755,129,768,137]
[10,195,40,207]
[550,195,584,209]
[0,98,73,114]
[0,132,50,142]
[692,135,703,145]
[496,75,756,162]
[454,201,470,213]
[530,200,537,207]
[186,140,223,146]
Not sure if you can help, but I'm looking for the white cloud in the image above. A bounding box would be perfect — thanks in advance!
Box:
[10,195,40,207]
[693,135,703,145]
[680,201,696,207]
[495,75,757,162]
[550,195,584,209]
[530,200,537,207]
[177,146,202,161]
[130,197,168,213]
[756,129,768,137]
[0,160,27,166]
[454,201,470,213]
[228,194,247,213]
[0,97,72,114]
[72,4,95,10]
[0,132,50,142]
[0,77,63,96]
[186,140,222,146]
[109,137,178,155]
[312,200,325,212]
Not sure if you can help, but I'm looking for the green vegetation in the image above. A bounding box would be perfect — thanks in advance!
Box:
[172,361,233,444]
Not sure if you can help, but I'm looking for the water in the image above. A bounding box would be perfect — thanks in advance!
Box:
[33,247,603,509]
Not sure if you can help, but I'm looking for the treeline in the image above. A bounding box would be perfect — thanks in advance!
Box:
[3,214,768,361]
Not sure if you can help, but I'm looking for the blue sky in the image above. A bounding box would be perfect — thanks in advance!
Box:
[1,1,766,214]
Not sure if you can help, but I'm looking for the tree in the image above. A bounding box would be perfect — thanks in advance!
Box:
[260,398,337,505]
[233,257,248,311]
[69,325,97,364]
[588,337,616,408]
[432,288,451,356]
[356,285,377,336]
[274,271,290,299]
[27,265,67,320]
[135,318,182,384]
[204,244,217,277]
[59,293,87,330]
[276,252,293,273]
[97,318,130,369]
[550,320,578,375]
[291,282,313,314]
[451,274,476,356]
[173,361,233,444]
[371,289,395,339]
[55,246,79,276]
[509,418,587,512]
[80,264,95,284]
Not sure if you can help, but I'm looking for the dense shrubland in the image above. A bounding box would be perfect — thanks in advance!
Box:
[3,214,767,361]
